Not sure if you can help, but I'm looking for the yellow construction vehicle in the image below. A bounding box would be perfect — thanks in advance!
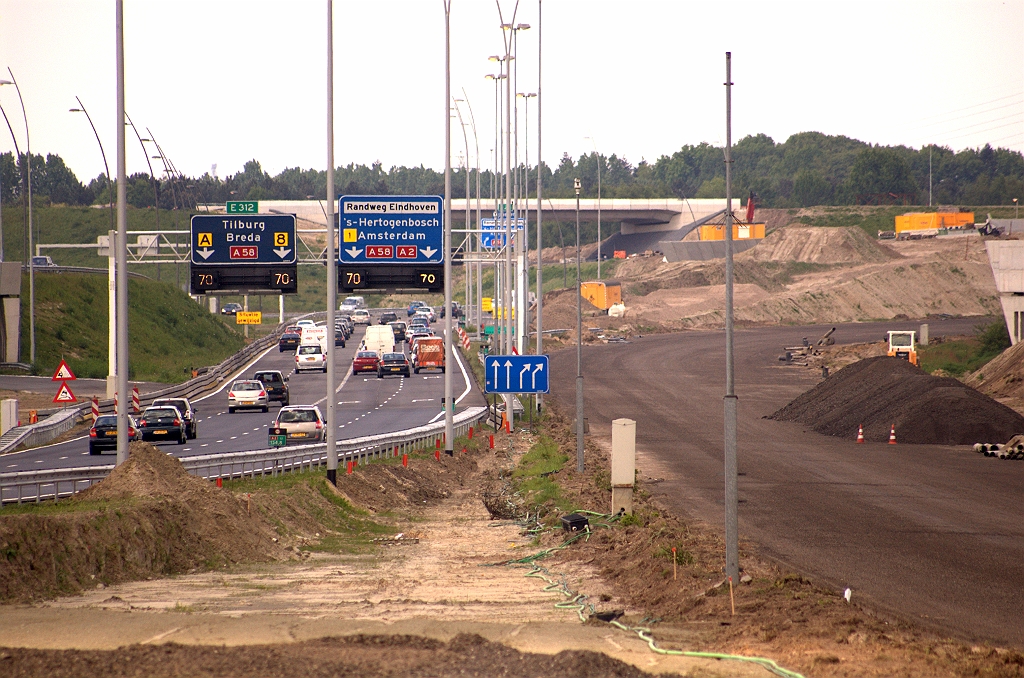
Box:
[887,331,918,366]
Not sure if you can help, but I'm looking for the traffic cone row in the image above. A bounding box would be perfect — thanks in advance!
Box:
[856,425,864,444]
[888,424,897,445]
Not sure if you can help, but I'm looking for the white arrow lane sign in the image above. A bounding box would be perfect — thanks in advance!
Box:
[518,363,531,390]
[532,362,544,389]
[504,360,513,388]
[274,247,292,259]
[492,360,500,388]
[346,247,363,258]
[421,247,437,258]
[196,248,215,260]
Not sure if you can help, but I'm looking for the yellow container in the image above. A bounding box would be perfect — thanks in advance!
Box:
[698,223,766,241]
[580,281,622,310]
[895,212,974,233]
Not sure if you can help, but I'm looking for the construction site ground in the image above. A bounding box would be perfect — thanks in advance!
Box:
[538,225,1000,344]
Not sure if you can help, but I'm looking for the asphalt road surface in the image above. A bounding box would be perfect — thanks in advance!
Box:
[549,317,1024,647]
[2,319,484,474]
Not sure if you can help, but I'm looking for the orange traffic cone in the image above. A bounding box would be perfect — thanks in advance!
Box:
[856,425,865,444]
[888,424,897,445]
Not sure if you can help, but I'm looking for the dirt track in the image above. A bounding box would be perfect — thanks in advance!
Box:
[549,317,1024,647]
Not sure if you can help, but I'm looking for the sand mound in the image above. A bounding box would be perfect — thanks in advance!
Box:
[770,356,1024,445]
[964,341,1024,400]
[0,443,286,602]
[741,226,898,265]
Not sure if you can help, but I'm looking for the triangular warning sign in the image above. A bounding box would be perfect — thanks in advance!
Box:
[53,382,77,404]
[52,359,76,381]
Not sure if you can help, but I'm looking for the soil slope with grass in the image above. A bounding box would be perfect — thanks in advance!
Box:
[770,356,1024,444]
[25,271,245,381]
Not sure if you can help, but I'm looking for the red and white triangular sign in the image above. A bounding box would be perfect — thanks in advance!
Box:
[52,359,76,382]
[53,381,77,404]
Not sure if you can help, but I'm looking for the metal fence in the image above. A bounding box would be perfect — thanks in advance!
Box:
[0,406,488,505]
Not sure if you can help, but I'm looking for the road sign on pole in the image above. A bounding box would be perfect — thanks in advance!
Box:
[235,311,262,325]
[52,359,76,381]
[339,196,443,264]
[226,201,258,214]
[480,216,524,249]
[190,214,296,265]
[268,427,287,447]
[484,355,549,394]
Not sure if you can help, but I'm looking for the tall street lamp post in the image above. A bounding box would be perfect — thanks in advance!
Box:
[0,103,22,267]
[574,177,584,473]
[585,136,601,279]
[326,0,339,484]
[70,98,117,397]
[0,69,35,363]
[517,91,535,352]
[443,0,454,455]
[535,0,543,413]
[458,89,482,338]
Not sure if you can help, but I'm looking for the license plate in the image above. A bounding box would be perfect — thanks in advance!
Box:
[390,367,400,371]
[104,431,117,436]
[292,432,306,437]
[154,429,167,435]
[243,401,255,405]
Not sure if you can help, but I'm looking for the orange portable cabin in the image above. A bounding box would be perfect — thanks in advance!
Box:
[580,281,622,311]
[894,212,974,234]
[697,222,766,241]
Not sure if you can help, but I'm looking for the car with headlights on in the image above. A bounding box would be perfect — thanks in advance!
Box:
[272,405,325,444]
[351,350,379,375]
[89,414,140,455]
[377,352,411,378]
[138,406,187,444]
[227,379,269,413]
[220,302,243,315]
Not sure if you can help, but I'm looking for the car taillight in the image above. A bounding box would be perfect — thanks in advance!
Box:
[259,390,266,398]
[129,427,135,435]
[173,419,181,426]
[139,420,147,427]
[89,428,97,437]
[315,420,323,429]
[228,392,235,398]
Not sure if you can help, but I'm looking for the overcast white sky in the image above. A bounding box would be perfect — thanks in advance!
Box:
[0,0,1021,185]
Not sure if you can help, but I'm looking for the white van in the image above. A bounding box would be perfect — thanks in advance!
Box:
[300,325,328,350]
[340,296,367,313]
[361,325,395,356]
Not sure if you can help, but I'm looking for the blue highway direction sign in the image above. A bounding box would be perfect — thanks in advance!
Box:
[480,216,525,249]
[191,214,296,265]
[339,195,443,264]
[485,355,549,394]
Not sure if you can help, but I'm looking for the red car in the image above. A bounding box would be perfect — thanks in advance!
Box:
[351,350,379,375]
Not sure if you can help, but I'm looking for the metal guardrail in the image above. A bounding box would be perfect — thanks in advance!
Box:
[0,406,488,505]
[0,312,325,455]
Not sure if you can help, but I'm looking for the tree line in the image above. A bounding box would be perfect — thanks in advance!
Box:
[2,132,1022,211]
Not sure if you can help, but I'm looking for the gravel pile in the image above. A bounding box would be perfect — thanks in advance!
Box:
[770,356,1024,444]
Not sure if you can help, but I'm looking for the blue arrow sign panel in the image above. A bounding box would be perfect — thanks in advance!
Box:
[485,355,549,394]
[480,217,525,249]
[339,195,444,264]
[191,214,296,265]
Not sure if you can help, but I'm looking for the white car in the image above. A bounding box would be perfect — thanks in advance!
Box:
[351,309,371,325]
[272,405,325,444]
[295,319,316,328]
[414,308,435,323]
[295,343,327,373]
[228,380,269,413]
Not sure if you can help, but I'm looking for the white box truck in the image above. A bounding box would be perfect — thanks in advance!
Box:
[361,325,395,356]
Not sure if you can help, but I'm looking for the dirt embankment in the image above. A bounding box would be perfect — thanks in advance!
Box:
[770,356,1024,444]
[536,226,999,343]
[0,443,289,602]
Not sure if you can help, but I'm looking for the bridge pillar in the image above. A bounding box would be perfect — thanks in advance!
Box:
[0,262,22,363]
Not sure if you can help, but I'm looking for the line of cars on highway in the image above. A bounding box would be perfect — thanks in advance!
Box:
[90,304,457,454]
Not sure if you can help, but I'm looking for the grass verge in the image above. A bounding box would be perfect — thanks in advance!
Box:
[919,321,1010,376]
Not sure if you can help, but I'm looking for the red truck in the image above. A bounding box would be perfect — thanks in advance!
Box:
[413,336,445,374]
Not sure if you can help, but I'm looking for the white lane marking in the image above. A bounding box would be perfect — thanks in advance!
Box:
[230,436,237,440]
[6,463,16,468]
[412,398,434,402]
[34,459,44,463]
[193,342,279,403]
[339,401,360,404]
[428,329,474,423]
[59,456,68,460]
[216,440,224,443]
[200,444,209,447]
[242,432,249,435]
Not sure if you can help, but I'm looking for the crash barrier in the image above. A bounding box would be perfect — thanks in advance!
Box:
[0,406,487,505]
[0,312,324,456]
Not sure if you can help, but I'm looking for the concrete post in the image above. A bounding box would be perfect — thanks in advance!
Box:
[611,418,635,515]
[919,323,929,346]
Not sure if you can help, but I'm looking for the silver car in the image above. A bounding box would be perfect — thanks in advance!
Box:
[272,405,325,444]
[228,379,269,413]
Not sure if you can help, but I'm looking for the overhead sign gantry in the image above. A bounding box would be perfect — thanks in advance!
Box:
[189,214,298,294]
[338,195,444,292]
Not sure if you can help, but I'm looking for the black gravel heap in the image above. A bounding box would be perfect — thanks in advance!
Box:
[769,356,1024,445]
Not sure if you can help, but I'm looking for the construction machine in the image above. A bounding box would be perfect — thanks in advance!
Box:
[887,330,918,366]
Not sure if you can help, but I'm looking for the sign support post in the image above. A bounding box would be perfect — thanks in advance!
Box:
[325,0,339,486]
